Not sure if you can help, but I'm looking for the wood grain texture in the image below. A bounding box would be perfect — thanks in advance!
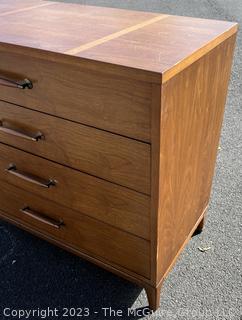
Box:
[155,35,237,283]
[0,101,150,194]
[0,43,161,85]
[0,50,151,142]
[0,1,238,310]
[0,0,54,16]
[0,2,159,53]
[0,210,151,285]
[0,1,237,82]
[80,15,237,81]
[149,83,162,285]
[0,181,150,278]
[0,143,150,239]
[65,15,169,55]
[161,207,207,283]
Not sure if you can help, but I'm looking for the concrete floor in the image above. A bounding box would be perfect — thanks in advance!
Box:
[0,1,241,319]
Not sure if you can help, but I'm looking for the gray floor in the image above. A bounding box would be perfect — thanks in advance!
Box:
[0,1,241,319]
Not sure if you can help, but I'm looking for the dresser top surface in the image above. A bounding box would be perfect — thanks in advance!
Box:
[0,0,237,81]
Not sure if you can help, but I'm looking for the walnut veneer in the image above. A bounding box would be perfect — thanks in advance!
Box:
[0,0,237,310]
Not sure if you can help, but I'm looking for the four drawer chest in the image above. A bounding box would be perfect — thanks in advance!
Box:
[0,0,237,310]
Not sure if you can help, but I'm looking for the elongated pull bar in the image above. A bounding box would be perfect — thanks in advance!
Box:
[20,207,63,229]
[0,121,43,141]
[6,164,55,188]
[0,76,33,89]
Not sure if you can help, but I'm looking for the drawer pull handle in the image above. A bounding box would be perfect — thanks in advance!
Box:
[6,164,55,188]
[0,121,43,141]
[0,76,33,89]
[20,207,63,229]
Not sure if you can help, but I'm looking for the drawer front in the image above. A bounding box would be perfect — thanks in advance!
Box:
[0,182,150,278]
[0,49,151,142]
[0,101,150,194]
[0,143,150,240]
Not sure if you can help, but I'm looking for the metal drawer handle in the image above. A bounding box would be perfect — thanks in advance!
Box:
[20,207,63,229]
[6,164,55,188]
[0,76,33,89]
[0,120,43,141]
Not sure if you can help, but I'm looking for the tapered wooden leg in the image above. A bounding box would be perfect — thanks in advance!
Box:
[145,284,162,311]
[195,215,206,235]
[193,211,207,236]
[197,216,205,232]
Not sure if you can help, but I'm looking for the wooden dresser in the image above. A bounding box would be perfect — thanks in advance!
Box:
[0,0,237,310]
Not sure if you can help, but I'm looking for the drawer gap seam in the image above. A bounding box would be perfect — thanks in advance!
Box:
[0,141,151,196]
[0,177,151,242]
[0,99,151,145]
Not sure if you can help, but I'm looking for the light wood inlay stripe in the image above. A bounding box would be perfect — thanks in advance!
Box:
[0,2,56,17]
[65,14,169,55]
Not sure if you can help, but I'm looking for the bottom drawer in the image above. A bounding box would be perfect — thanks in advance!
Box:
[0,182,150,278]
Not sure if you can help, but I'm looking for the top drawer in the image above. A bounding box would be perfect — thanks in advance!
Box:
[0,49,151,142]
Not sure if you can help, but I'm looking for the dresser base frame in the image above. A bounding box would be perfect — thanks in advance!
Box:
[146,207,207,310]
[0,206,207,311]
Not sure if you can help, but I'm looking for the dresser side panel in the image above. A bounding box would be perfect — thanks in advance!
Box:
[156,34,237,283]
